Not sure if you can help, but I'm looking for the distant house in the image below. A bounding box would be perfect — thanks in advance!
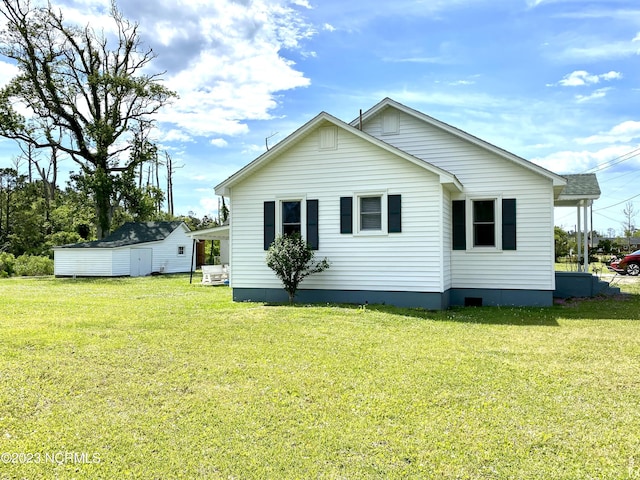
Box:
[215,98,589,308]
[54,221,194,277]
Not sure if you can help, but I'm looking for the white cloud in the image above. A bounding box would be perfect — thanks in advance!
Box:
[161,129,194,143]
[601,71,623,81]
[577,121,640,145]
[242,143,265,155]
[199,196,219,215]
[532,144,638,174]
[557,36,640,61]
[291,0,312,8]
[150,0,314,138]
[575,87,611,103]
[558,70,622,87]
[323,23,336,32]
[210,138,228,148]
[448,80,475,86]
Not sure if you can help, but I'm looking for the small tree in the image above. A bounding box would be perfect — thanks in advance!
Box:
[622,201,636,251]
[265,234,329,304]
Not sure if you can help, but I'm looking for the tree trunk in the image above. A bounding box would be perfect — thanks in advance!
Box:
[94,166,113,239]
[166,152,174,216]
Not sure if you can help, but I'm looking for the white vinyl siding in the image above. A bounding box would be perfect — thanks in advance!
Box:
[362,109,556,291]
[229,121,446,293]
[54,249,116,277]
[150,226,194,274]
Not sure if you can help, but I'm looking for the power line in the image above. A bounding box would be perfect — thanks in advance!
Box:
[598,167,640,184]
[594,192,640,212]
[581,146,640,174]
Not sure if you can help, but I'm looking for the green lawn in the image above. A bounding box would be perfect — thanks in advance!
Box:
[1,276,639,479]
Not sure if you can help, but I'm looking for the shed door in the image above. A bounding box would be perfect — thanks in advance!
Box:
[130,248,153,277]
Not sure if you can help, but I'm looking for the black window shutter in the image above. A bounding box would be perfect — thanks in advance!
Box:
[388,194,402,233]
[452,200,466,250]
[502,198,517,250]
[264,201,275,250]
[307,199,319,250]
[340,197,353,234]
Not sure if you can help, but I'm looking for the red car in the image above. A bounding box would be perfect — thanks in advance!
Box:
[608,249,640,276]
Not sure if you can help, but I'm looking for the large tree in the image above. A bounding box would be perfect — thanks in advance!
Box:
[0,0,176,237]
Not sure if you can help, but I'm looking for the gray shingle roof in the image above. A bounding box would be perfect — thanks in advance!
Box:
[560,173,601,197]
[60,221,186,248]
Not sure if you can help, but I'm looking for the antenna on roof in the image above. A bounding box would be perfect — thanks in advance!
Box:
[359,109,363,130]
[265,132,279,151]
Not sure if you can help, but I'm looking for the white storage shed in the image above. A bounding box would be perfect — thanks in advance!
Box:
[54,221,194,277]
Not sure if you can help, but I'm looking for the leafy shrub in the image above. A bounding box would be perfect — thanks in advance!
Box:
[13,255,54,276]
[0,252,16,277]
[265,233,329,304]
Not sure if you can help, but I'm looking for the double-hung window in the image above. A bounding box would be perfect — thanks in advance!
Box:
[473,199,496,247]
[359,196,382,232]
[452,197,517,251]
[282,201,302,236]
[264,198,319,250]
[340,193,401,235]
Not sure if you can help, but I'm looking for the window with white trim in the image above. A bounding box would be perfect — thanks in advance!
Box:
[340,193,401,235]
[360,196,382,231]
[452,197,516,251]
[282,200,302,236]
[473,199,496,247]
[177,245,186,256]
[264,198,320,250]
[355,192,387,234]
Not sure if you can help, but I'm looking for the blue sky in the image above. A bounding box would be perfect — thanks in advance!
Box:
[1,0,639,236]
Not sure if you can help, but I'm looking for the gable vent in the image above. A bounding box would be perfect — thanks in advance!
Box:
[319,126,338,150]
[382,111,399,135]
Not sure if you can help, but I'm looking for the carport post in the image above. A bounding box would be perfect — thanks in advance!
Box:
[189,238,196,284]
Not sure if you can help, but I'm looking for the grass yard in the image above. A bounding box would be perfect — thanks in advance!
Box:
[1,276,640,479]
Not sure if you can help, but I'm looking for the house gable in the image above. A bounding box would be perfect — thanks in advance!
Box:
[354,98,567,193]
[215,112,462,197]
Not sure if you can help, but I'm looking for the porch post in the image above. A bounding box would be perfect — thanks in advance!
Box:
[576,205,582,272]
[583,200,589,273]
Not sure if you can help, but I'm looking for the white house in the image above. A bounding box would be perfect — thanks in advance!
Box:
[54,221,194,277]
[215,98,573,308]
